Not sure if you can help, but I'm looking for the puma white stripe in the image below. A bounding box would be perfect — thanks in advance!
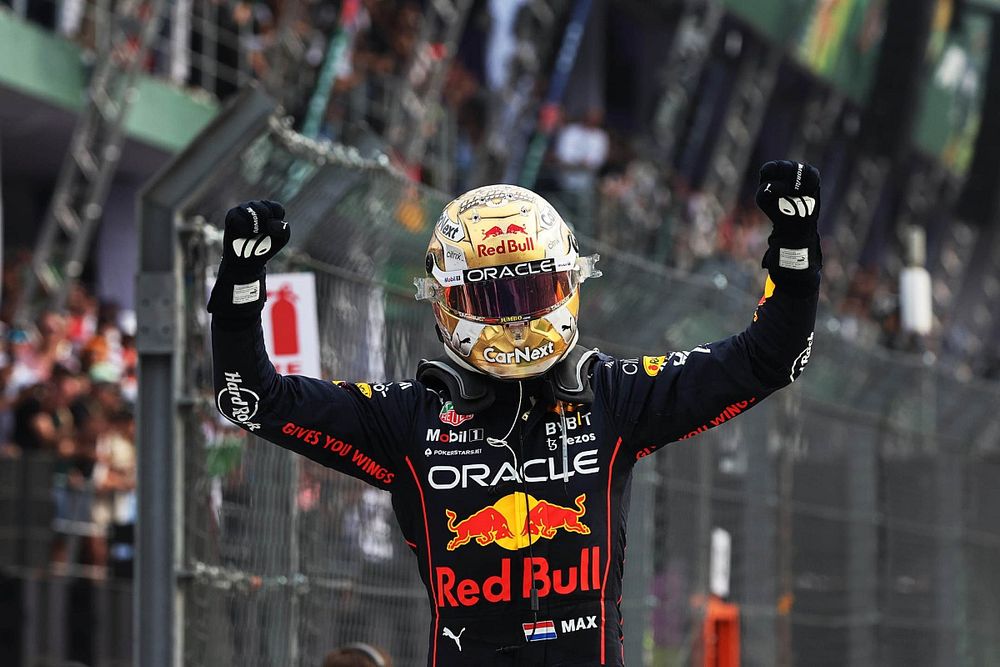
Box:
[778,196,816,218]
[232,235,272,259]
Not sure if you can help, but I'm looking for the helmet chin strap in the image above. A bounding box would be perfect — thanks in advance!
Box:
[442,344,487,374]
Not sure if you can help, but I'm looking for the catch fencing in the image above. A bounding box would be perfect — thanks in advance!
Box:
[137,88,1000,667]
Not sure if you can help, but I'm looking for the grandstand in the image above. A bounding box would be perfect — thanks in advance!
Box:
[1,1,1000,666]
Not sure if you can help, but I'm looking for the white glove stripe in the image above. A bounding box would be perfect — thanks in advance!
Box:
[253,236,272,256]
[777,196,816,218]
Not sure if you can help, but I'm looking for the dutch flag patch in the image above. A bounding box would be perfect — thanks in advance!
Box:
[522,620,558,642]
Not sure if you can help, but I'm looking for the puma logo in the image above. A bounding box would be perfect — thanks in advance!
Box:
[442,626,465,651]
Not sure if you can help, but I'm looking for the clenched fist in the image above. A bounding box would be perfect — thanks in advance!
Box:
[755,161,822,293]
[207,200,290,315]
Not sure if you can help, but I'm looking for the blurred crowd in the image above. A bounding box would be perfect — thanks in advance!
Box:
[6,0,997,372]
[318,1,1000,379]
[1,253,138,579]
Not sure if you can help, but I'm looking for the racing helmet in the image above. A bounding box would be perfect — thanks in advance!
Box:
[415,184,600,379]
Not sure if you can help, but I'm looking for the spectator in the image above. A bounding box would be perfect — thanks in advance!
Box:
[552,108,610,231]
[93,407,137,574]
[554,108,610,193]
[322,642,392,667]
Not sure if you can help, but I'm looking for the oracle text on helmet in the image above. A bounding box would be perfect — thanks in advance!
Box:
[464,258,556,283]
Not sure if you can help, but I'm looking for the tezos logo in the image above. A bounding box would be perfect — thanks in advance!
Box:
[484,341,554,365]
[218,371,261,431]
[439,401,474,426]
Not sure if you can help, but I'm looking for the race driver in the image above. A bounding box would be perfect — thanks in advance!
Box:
[208,160,821,666]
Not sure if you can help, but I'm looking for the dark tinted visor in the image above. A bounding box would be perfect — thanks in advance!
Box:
[443,271,576,322]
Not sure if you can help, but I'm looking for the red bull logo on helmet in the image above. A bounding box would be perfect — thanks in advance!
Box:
[476,236,536,258]
[444,492,590,552]
[482,223,528,239]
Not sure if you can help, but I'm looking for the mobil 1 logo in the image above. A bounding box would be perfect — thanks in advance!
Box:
[427,427,485,444]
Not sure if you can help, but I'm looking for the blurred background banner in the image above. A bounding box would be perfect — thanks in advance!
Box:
[1,1,999,666]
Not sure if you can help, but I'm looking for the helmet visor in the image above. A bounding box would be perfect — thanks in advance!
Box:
[442,270,576,322]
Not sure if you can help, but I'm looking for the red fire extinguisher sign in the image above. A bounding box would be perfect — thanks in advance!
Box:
[270,285,300,356]
[261,273,321,377]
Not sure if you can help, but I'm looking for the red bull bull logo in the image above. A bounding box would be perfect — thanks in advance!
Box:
[444,507,515,550]
[444,492,589,551]
[522,494,590,539]
[482,223,528,239]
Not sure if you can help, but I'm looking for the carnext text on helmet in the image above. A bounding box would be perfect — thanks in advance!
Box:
[483,342,555,364]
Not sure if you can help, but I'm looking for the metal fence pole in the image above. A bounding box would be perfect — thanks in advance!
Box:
[136,86,277,667]
[622,464,657,666]
[742,408,777,665]
[846,423,877,665]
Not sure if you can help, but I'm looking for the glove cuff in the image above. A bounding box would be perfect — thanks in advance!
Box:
[762,230,822,297]
[207,262,268,316]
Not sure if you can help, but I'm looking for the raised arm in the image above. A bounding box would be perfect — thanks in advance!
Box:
[207,201,412,489]
[595,161,820,458]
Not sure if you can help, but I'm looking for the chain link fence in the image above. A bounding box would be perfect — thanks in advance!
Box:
[141,93,1000,667]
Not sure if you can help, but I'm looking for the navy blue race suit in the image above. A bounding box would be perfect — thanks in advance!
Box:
[209,163,820,666]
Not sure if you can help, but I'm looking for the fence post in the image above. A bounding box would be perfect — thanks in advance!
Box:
[622,463,657,666]
[136,86,277,667]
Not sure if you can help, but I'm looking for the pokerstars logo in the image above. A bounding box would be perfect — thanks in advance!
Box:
[484,342,555,365]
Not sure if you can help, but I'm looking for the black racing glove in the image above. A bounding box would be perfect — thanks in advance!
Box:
[207,200,290,316]
[755,160,822,296]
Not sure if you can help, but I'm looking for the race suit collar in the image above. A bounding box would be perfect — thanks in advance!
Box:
[415,347,598,414]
